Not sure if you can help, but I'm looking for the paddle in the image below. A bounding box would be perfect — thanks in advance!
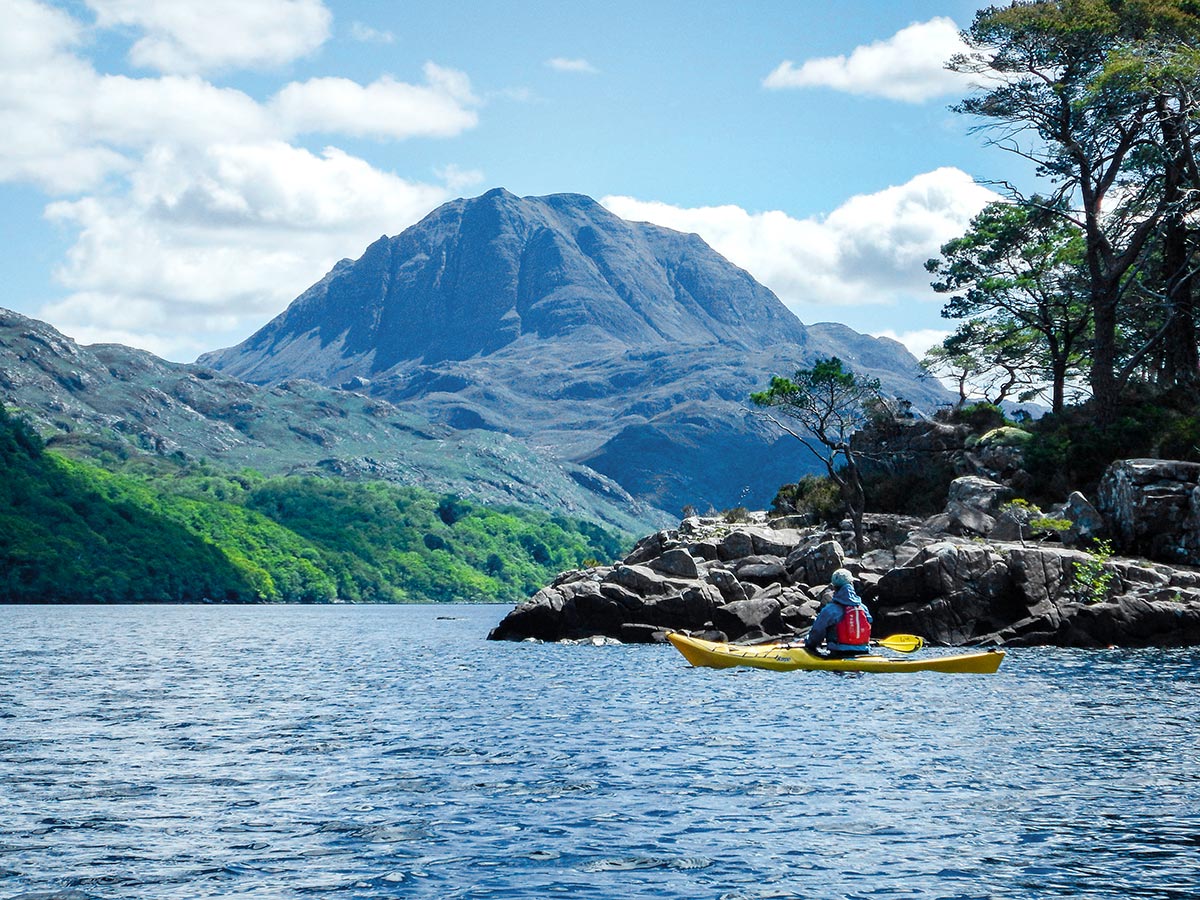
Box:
[874,634,924,653]
[751,631,925,653]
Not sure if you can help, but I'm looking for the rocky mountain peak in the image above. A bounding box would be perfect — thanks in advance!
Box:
[198,188,947,514]
[198,188,808,385]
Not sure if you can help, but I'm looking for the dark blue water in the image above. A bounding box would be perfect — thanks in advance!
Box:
[2,605,1199,900]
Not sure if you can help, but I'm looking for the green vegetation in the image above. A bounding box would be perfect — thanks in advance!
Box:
[769,475,845,524]
[751,357,882,554]
[948,1,1200,415]
[1073,540,1117,604]
[925,200,1090,414]
[1,406,626,604]
[1022,390,1200,500]
[721,506,752,524]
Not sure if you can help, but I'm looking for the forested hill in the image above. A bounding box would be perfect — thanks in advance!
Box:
[0,406,625,604]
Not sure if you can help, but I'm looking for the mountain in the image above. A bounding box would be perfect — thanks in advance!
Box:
[200,188,950,513]
[0,308,661,534]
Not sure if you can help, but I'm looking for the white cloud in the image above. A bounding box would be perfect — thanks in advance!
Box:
[872,328,950,359]
[0,0,123,191]
[435,164,486,192]
[350,21,395,44]
[0,3,479,194]
[764,17,972,103]
[3,0,81,63]
[546,57,599,74]
[91,75,274,147]
[602,168,1000,316]
[271,64,479,140]
[43,142,452,360]
[85,0,333,74]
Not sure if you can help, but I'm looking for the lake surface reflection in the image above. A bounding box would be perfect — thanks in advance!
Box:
[2,604,1199,899]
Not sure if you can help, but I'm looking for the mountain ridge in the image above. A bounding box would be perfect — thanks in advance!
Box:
[200,188,949,513]
[0,307,662,533]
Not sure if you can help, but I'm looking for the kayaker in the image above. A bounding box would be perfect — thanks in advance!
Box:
[804,568,872,658]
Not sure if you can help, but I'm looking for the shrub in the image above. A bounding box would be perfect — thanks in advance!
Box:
[978,426,1033,447]
[1029,516,1071,539]
[722,506,752,524]
[1073,540,1115,604]
[950,402,1007,432]
[770,475,844,523]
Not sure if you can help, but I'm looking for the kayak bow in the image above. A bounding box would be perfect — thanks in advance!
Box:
[666,632,1005,674]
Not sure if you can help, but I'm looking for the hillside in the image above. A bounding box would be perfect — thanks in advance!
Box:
[0,307,661,534]
[200,188,950,513]
[0,405,626,604]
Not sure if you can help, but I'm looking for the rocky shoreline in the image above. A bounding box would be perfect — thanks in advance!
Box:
[489,460,1200,648]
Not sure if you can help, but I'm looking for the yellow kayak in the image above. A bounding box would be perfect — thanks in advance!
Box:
[666,632,1005,674]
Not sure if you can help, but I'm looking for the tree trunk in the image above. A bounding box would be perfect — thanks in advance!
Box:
[845,460,866,557]
[1051,357,1067,415]
[1090,282,1121,419]
[1161,216,1199,389]
[1156,95,1200,391]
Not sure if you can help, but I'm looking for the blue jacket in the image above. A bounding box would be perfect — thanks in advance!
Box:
[805,584,872,654]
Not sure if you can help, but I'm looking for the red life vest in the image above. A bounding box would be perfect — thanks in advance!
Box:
[836,605,871,647]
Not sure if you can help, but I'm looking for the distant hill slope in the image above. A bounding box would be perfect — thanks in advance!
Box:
[0,404,628,604]
[0,308,661,534]
[200,188,950,513]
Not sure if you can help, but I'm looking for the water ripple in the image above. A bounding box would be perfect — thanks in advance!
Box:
[2,605,1200,899]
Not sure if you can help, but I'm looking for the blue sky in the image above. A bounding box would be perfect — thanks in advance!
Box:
[0,0,1030,362]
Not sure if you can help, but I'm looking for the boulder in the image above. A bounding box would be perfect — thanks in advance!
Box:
[749,527,804,558]
[1097,459,1200,564]
[947,504,996,537]
[873,541,1021,644]
[649,548,700,579]
[619,623,668,644]
[717,531,755,561]
[705,567,752,603]
[490,503,1200,647]
[785,540,844,586]
[712,597,786,640]
[606,564,673,596]
[733,555,788,586]
[1061,491,1105,546]
[948,475,1013,514]
[638,584,723,630]
[944,476,1013,537]
[623,530,680,565]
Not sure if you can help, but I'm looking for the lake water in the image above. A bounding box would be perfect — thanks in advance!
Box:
[2,604,1199,900]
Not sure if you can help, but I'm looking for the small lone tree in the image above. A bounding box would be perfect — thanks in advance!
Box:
[750,357,881,555]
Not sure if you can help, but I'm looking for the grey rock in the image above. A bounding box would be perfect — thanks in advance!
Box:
[606,565,672,596]
[1062,491,1105,546]
[492,499,1200,647]
[946,502,996,536]
[718,531,755,561]
[733,555,788,586]
[624,530,674,565]
[785,540,844,586]
[713,597,786,639]
[948,476,1013,515]
[619,623,668,644]
[750,528,804,558]
[650,548,700,579]
[1097,459,1200,564]
[705,568,752,604]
